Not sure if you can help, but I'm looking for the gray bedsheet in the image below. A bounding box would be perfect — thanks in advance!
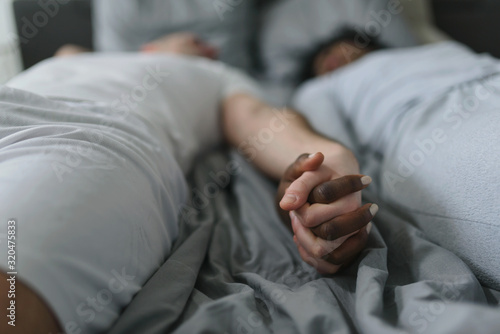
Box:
[108,151,500,334]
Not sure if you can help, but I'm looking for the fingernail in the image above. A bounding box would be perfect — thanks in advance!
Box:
[367,222,373,235]
[282,194,298,206]
[308,152,318,159]
[369,204,379,216]
[361,176,372,186]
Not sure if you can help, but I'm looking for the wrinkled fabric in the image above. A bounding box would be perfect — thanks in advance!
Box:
[293,41,500,290]
[109,152,500,334]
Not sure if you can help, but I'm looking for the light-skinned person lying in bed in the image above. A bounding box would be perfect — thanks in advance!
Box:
[0,32,374,334]
[0,29,499,333]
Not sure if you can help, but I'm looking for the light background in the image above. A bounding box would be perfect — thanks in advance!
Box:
[0,0,22,84]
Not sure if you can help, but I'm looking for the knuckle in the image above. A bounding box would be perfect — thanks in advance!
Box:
[313,183,334,203]
[323,223,337,241]
[302,211,315,227]
[311,244,324,259]
[295,178,309,193]
[346,175,360,191]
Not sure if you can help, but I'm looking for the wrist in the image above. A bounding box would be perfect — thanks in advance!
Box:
[305,139,359,176]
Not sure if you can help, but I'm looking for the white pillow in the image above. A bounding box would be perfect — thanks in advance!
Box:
[92,0,256,71]
[259,0,418,83]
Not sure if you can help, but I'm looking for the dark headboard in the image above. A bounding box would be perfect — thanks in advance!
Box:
[13,0,92,69]
[432,0,500,58]
[11,0,500,69]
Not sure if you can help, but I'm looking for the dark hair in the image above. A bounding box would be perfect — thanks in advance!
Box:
[299,26,386,83]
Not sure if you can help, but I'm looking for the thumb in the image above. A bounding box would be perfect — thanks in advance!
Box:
[280,152,324,210]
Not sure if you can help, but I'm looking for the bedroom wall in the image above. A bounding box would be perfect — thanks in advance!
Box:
[0,0,22,84]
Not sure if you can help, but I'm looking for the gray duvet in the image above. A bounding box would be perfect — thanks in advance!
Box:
[108,151,500,334]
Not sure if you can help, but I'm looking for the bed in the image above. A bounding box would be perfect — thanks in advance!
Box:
[103,150,500,334]
[5,1,500,333]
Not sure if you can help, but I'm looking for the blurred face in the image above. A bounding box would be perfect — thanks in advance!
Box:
[313,41,373,77]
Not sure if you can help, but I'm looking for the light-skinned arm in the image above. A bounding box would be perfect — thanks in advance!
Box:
[222,93,377,274]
